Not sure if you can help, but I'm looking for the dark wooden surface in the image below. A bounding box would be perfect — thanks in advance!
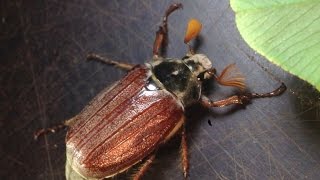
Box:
[1,1,320,180]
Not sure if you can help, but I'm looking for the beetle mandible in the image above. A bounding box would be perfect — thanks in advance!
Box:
[35,3,286,180]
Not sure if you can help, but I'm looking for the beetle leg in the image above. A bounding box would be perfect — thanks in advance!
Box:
[34,117,76,140]
[33,124,66,140]
[87,53,135,71]
[201,83,286,107]
[153,3,183,58]
[181,125,189,179]
[132,153,156,180]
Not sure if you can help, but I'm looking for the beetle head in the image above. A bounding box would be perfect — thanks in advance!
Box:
[183,54,213,81]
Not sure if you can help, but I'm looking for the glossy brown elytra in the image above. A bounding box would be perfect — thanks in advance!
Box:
[34,3,286,180]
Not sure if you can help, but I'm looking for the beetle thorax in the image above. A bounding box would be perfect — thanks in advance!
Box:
[183,54,212,77]
[147,54,212,107]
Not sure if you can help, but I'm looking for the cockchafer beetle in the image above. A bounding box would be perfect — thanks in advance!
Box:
[34,3,286,180]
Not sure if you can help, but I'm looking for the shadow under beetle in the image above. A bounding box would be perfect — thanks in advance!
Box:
[35,3,286,180]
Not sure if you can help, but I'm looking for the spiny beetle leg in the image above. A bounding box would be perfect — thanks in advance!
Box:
[87,53,135,71]
[132,153,156,180]
[181,125,189,179]
[201,83,287,107]
[153,3,182,58]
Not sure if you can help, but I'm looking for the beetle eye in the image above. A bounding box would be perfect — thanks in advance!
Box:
[197,71,205,81]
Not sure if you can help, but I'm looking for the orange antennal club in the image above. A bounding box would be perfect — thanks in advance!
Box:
[184,18,202,44]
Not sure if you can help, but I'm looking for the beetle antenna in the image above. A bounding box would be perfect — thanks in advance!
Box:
[210,63,246,90]
[184,18,202,55]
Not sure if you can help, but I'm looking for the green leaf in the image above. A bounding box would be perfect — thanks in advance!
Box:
[230,0,320,91]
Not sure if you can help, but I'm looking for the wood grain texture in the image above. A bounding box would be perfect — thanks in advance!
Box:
[66,66,184,178]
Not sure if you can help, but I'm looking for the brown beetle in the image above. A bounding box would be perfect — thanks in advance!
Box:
[35,3,286,180]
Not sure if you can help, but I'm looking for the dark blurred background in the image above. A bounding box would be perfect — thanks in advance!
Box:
[1,0,320,180]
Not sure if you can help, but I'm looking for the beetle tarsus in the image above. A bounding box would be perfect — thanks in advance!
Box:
[153,3,182,58]
[34,124,66,140]
[250,83,287,98]
[87,53,135,70]
[201,83,286,107]
[239,83,286,101]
